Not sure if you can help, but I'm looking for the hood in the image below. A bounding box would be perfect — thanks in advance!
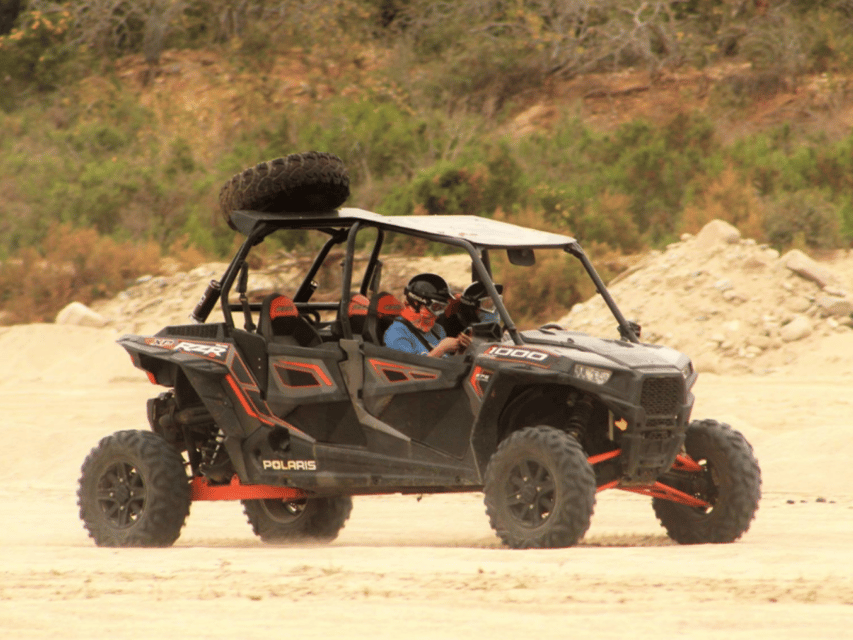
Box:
[519,328,691,373]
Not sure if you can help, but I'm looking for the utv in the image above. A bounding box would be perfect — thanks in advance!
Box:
[78,152,761,549]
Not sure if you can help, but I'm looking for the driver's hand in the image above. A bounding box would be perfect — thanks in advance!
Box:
[456,331,472,352]
[430,335,470,357]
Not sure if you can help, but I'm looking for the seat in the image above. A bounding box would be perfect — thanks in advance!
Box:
[364,291,404,345]
[346,293,371,336]
[258,293,322,347]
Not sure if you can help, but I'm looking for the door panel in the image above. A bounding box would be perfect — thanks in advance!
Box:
[361,343,474,458]
[265,343,364,445]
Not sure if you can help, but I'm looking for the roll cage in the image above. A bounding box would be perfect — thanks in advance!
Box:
[192,208,640,345]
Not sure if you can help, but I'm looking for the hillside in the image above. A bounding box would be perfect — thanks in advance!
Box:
[4,5,853,326]
[110,50,853,159]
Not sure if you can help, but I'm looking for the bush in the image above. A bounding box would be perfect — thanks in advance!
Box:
[0,6,73,91]
[764,191,841,251]
[0,224,161,324]
[386,160,487,217]
[584,113,718,244]
[380,142,525,218]
[681,166,766,241]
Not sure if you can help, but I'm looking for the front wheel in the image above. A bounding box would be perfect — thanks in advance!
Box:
[78,430,191,547]
[653,419,761,544]
[242,496,353,543]
[484,426,596,549]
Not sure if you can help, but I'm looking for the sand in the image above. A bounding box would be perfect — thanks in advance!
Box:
[0,321,851,639]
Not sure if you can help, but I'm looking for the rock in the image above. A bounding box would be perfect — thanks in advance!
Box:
[823,285,848,297]
[747,334,772,350]
[779,315,812,342]
[786,296,812,313]
[694,220,741,249]
[815,295,853,317]
[55,302,107,328]
[743,256,770,271]
[781,249,839,289]
[714,278,733,292]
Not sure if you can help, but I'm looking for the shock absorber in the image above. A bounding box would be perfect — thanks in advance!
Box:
[566,393,594,441]
[197,425,231,482]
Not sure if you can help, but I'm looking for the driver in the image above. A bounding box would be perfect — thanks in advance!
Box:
[383,273,471,357]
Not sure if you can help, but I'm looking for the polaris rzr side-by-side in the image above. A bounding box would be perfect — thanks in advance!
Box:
[78,151,761,549]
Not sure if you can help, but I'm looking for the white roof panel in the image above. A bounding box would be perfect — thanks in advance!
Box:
[337,208,576,249]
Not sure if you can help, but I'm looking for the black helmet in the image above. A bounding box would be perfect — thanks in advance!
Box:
[461,281,503,306]
[405,273,451,312]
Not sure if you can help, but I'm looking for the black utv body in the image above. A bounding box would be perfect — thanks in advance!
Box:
[78,153,761,549]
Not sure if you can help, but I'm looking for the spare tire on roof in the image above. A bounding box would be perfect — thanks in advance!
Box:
[218,151,350,229]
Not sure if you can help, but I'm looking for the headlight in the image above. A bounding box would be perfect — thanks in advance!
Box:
[573,364,612,385]
[680,361,694,379]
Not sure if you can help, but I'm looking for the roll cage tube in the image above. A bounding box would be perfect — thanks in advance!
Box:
[339,221,386,339]
[294,229,349,303]
[470,247,523,345]
[339,221,372,340]
[361,227,385,296]
[204,222,275,328]
[212,223,349,328]
[565,241,639,344]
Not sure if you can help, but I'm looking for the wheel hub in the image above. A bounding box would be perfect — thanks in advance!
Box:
[97,462,145,528]
[113,481,131,505]
[507,460,555,527]
[518,483,539,504]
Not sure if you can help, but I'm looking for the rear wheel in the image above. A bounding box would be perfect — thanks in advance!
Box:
[219,151,349,229]
[484,426,596,549]
[78,430,190,547]
[242,496,353,543]
[653,419,761,544]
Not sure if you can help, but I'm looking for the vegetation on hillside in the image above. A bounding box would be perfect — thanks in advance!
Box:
[2,0,853,324]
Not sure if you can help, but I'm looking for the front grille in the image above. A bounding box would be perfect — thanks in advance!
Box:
[640,376,684,417]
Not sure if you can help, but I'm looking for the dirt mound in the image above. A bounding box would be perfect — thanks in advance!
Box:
[557,220,853,376]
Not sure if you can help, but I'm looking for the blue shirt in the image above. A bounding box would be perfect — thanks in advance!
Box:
[383,320,447,356]
[479,309,499,324]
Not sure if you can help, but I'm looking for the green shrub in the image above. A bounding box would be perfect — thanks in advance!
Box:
[380,144,526,219]
[764,191,841,250]
[589,113,717,244]
[838,196,853,246]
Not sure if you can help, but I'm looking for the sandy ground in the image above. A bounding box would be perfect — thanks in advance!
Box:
[0,324,851,639]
